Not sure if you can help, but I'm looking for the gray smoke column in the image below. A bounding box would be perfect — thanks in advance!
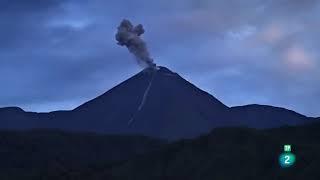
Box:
[115,19,156,68]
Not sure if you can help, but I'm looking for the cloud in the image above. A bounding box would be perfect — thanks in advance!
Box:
[0,0,64,13]
[283,45,315,70]
[259,22,285,44]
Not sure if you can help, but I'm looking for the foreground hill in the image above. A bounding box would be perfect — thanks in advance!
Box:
[1,123,320,179]
[0,130,165,179]
[0,67,316,139]
[79,123,320,180]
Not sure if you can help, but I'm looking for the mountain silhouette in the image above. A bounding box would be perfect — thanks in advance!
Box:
[0,66,316,139]
[91,122,320,180]
[0,129,165,179]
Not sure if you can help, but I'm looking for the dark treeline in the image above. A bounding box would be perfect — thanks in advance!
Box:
[1,123,320,179]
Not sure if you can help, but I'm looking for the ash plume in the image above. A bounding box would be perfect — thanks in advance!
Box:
[115,19,156,68]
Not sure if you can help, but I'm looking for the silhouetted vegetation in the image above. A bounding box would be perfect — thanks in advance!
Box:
[0,129,165,179]
[1,123,320,179]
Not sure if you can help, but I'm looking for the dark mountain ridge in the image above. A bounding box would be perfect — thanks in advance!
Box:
[2,122,319,179]
[0,66,317,139]
[0,129,165,179]
[96,122,320,180]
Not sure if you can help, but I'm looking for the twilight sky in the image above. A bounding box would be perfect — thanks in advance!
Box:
[0,0,319,117]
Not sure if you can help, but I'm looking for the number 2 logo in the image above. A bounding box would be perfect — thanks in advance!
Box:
[284,155,290,164]
[280,153,295,167]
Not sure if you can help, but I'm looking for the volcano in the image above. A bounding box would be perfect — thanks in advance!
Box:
[0,66,315,139]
